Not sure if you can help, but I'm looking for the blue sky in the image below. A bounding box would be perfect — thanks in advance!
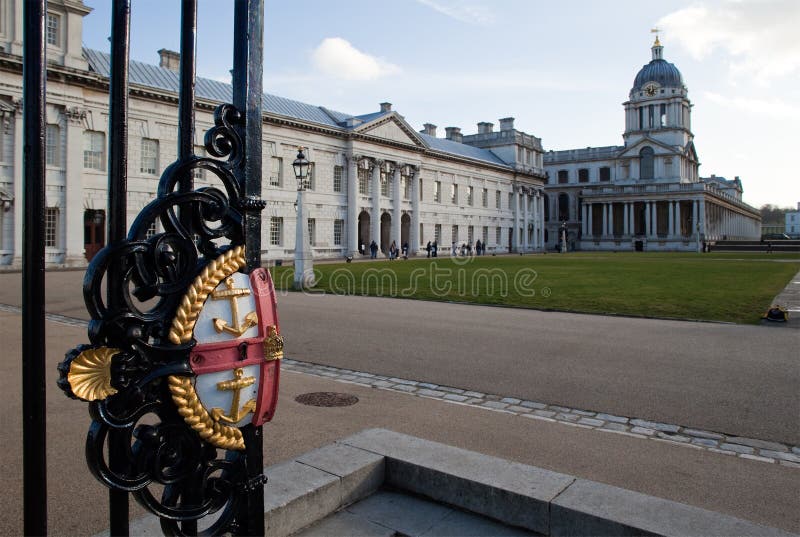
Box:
[81,0,800,208]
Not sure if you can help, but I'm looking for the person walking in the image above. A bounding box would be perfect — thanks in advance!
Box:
[389,240,398,260]
[370,240,378,259]
[425,241,431,258]
[432,241,438,257]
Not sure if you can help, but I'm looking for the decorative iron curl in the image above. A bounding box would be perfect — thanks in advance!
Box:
[58,103,265,531]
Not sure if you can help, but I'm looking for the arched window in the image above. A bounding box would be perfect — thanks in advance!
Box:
[640,146,654,180]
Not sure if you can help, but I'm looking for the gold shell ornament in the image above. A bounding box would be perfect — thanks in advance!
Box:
[67,347,121,401]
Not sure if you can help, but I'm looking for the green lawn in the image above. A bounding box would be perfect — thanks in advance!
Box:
[270,252,800,324]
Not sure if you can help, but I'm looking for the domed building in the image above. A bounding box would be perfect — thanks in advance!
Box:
[543,37,760,251]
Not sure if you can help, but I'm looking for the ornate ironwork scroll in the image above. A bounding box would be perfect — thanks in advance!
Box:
[56,1,273,534]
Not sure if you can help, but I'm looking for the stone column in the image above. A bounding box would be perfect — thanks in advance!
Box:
[410,166,420,254]
[601,203,608,238]
[675,201,682,238]
[581,203,587,237]
[623,202,629,236]
[346,152,359,256]
[522,190,529,252]
[538,194,545,250]
[392,163,402,249]
[513,186,521,252]
[608,203,615,237]
[587,203,593,238]
[12,103,23,265]
[699,200,706,238]
[692,200,698,238]
[668,201,674,239]
[64,108,86,266]
[645,202,652,238]
[371,160,381,252]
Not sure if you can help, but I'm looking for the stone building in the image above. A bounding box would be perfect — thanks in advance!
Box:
[543,37,761,251]
[0,0,546,267]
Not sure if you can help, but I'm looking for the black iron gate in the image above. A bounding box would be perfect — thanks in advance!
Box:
[22,1,272,535]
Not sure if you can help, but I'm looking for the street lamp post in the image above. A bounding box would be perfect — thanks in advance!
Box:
[293,147,315,289]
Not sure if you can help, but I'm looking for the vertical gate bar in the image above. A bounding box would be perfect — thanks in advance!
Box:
[107,1,131,535]
[21,0,47,535]
[177,0,197,232]
[232,1,264,534]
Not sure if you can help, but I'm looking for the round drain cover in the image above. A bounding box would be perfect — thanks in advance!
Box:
[294,392,359,407]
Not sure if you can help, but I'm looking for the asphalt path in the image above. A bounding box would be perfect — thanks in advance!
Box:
[2,270,798,445]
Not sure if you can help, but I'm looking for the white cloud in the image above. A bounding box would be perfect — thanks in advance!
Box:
[310,37,401,81]
[415,0,495,25]
[656,0,800,84]
[702,91,800,120]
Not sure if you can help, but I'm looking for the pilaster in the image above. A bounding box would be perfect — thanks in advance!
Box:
[346,151,359,256]
[64,107,87,266]
[371,159,381,252]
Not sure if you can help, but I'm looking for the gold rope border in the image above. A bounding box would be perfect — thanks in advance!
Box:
[167,245,247,451]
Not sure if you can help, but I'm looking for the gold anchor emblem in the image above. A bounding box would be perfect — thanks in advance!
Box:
[211,276,259,337]
[210,368,257,424]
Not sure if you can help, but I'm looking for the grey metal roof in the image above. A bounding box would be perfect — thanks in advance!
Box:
[83,48,511,169]
[418,132,508,166]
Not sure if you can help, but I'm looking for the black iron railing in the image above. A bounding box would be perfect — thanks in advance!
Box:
[21,0,271,535]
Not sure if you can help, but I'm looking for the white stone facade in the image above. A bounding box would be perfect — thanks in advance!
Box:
[0,0,546,267]
[543,38,761,252]
[786,203,800,238]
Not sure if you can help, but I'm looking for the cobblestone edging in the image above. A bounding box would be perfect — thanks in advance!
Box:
[281,358,800,468]
[14,305,798,468]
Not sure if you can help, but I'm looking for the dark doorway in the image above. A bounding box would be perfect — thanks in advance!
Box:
[84,209,105,261]
[401,213,410,247]
[358,211,370,254]
[380,212,391,253]
[635,240,644,252]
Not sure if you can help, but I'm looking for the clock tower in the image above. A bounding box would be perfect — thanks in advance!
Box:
[621,35,698,182]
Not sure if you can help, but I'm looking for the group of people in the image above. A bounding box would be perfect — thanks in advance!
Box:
[361,240,409,260]
[450,240,487,256]
[424,241,439,257]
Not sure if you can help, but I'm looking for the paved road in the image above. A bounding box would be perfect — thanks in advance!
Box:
[2,270,798,444]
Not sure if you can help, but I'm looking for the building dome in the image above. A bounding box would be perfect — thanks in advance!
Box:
[631,38,684,92]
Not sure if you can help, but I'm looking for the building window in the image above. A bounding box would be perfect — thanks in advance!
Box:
[269,217,283,246]
[467,186,473,206]
[333,166,344,193]
[495,227,501,245]
[434,181,441,203]
[146,221,158,239]
[648,104,655,128]
[578,169,589,183]
[508,192,513,209]
[482,188,488,207]
[434,224,441,243]
[451,225,458,244]
[46,124,60,166]
[599,167,611,182]
[380,168,389,197]
[482,226,488,245]
[193,145,206,180]
[333,219,344,245]
[640,146,654,180]
[468,225,474,245]
[558,170,568,184]
[45,207,59,247]
[638,107,644,130]
[140,138,159,175]
[558,193,570,221]
[402,174,411,200]
[495,190,501,209]
[83,131,105,170]
[451,184,458,204]
[270,157,282,187]
[358,167,369,195]
[660,103,667,127]
[304,163,315,190]
[46,13,59,46]
[543,194,550,222]
[307,218,315,246]
[419,177,423,201]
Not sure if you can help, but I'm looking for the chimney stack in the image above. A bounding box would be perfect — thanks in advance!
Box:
[477,122,494,134]
[421,123,437,137]
[445,127,462,143]
[499,117,515,131]
[158,48,181,72]
[380,102,392,112]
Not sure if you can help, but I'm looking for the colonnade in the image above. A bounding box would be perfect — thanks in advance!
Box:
[512,184,544,252]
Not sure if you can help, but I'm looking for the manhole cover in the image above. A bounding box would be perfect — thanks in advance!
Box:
[294,392,359,407]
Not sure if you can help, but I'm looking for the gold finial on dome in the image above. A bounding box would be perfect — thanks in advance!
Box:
[651,27,661,47]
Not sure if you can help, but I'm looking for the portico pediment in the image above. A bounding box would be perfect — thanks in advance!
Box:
[355,114,428,148]
[618,136,682,158]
